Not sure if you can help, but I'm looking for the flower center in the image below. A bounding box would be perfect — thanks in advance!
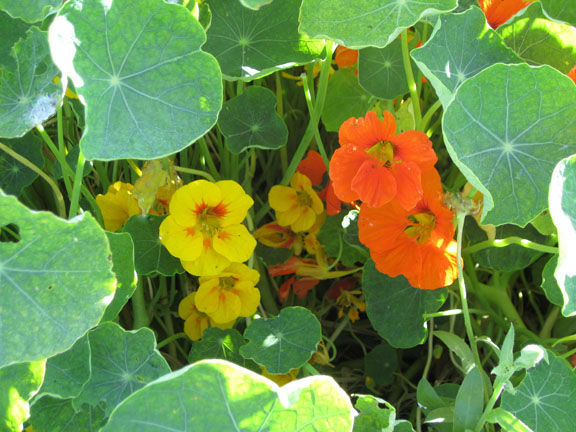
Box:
[195,202,227,236]
[296,190,313,207]
[404,212,436,243]
[219,276,236,290]
[365,140,395,168]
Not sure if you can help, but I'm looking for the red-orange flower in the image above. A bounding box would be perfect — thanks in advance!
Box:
[358,169,458,290]
[329,111,437,209]
[335,46,358,68]
[479,0,532,29]
[568,65,576,85]
[297,150,326,186]
[319,181,342,215]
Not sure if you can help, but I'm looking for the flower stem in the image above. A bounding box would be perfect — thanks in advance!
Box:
[474,377,506,432]
[173,165,215,182]
[0,140,66,218]
[132,279,150,329]
[36,124,73,196]
[301,72,330,169]
[401,29,422,129]
[68,150,85,218]
[157,332,187,350]
[463,236,558,255]
[420,99,442,132]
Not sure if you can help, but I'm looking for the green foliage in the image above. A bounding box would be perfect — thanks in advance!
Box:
[205,0,325,81]
[0,191,115,368]
[453,366,483,432]
[49,0,222,160]
[218,86,288,154]
[102,360,354,431]
[0,10,28,69]
[30,397,107,432]
[0,134,43,195]
[0,0,61,23]
[187,327,248,367]
[363,260,446,348]
[240,306,322,373]
[443,63,576,227]
[299,0,458,49]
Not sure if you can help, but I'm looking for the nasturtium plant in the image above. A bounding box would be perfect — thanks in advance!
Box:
[30,396,107,432]
[204,0,325,81]
[48,0,223,160]
[0,192,115,368]
[443,63,576,227]
[218,86,288,154]
[0,27,61,138]
[0,10,28,69]
[0,0,62,23]
[0,134,44,196]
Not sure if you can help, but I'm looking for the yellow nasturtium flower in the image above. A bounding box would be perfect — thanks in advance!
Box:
[178,293,234,341]
[194,263,261,324]
[95,181,141,232]
[159,179,256,276]
[269,172,324,232]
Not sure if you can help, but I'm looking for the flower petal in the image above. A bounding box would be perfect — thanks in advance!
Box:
[351,159,397,207]
[269,185,297,212]
[358,201,408,253]
[159,215,203,261]
[213,224,257,262]
[392,161,423,210]
[329,144,367,203]
[394,130,437,169]
[233,281,261,317]
[170,180,222,227]
[182,246,230,276]
[216,180,254,226]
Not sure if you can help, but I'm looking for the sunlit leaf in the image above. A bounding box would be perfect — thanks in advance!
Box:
[0,27,61,138]
[411,6,521,106]
[498,2,576,73]
[299,0,457,49]
[240,306,322,374]
[238,0,273,10]
[102,360,354,431]
[541,0,576,27]
[218,86,288,154]
[363,260,446,348]
[30,397,107,432]
[73,322,170,416]
[442,63,576,227]
[0,0,62,23]
[0,192,115,368]
[188,327,248,367]
[48,0,222,160]
[205,0,325,81]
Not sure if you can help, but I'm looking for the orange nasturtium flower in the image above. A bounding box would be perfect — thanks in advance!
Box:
[479,0,532,29]
[269,172,324,232]
[178,293,234,341]
[95,181,141,232]
[335,45,359,68]
[568,65,576,85]
[194,263,261,324]
[159,180,256,276]
[329,110,437,209]
[297,150,326,186]
[358,169,458,290]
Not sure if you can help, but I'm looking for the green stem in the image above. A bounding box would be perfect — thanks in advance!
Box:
[36,124,73,195]
[540,306,560,339]
[280,40,333,186]
[417,318,435,432]
[275,72,288,173]
[475,377,506,432]
[173,165,215,182]
[253,257,279,316]
[456,213,484,373]
[68,150,85,218]
[463,236,558,255]
[132,279,150,329]
[401,29,422,129]
[420,99,442,132]
[157,332,187,350]
[424,308,485,319]
[197,137,220,181]
[301,73,330,168]
[0,140,66,218]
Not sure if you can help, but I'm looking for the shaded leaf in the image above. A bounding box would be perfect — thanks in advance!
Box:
[363,260,446,348]
[364,343,397,386]
[239,0,273,10]
[188,327,247,367]
[48,0,222,160]
[0,10,29,69]
[453,367,483,432]
[240,306,322,374]
[30,397,107,432]
[0,191,115,368]
[0,133,44,196]
[541,0,576,28]
[218,86,288,154]
[442,63,576,227]
[205,0,325,81]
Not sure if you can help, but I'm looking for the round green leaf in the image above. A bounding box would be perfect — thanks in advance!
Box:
[549,155,576,316]
[122,215,184,276]
[0,27,61,138]
[73,322,171,416]
[358,37,411,100]
[501,353,576,431]
[498,2,576,74]
[48,0,222,161]
[37,334,91,400]
[30,397,107,432]
[0,133,44,196]
[102,360,354,431]
[442,63,576,227]
[317,211,369,267]
[0,0,61,23]
[188,327,248,367]
[204,0,325,81]
[363,259,446,348]
[0,191,116,368]
[100,232,136,322]
[541,0,576,27]
[364,343,398,386]
[0,10,29,69]
[240,306,322,374]
[218,86,288,154]
[0,360,45,431]
[299,0,457,49]
[411,6,522,106]
[321,68,373,132]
